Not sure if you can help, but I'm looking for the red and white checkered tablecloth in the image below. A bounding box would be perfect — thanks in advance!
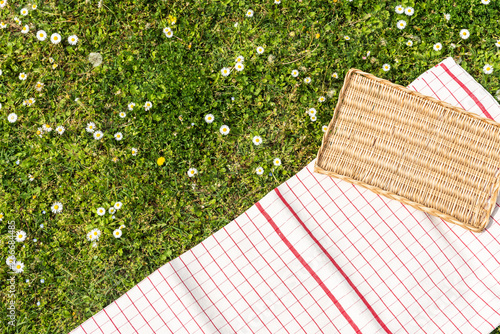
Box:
[70,57,500,334]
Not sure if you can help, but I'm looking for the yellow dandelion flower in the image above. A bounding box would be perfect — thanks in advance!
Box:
[157,157,165,166]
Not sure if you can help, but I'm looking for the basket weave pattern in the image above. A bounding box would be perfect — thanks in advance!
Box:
[315,69,500,232]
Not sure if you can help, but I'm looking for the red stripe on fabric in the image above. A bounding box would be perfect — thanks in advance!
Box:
[79,325,88,334]
[440,63,493,119]
[91,317,105,334]
[305,169,435,331]
[255,201,362,334]
[222,225,294,333]
[103,307,123,333]
[241,211,333,333]
[275,187,394,334]
[429,72,467,109]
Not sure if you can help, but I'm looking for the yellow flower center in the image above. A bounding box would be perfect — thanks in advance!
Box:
[54,36,58,40]
[94,232,97,235]
[223,128,227,132]
[37,130,41,135]
[19,234,22,238]
[17,265,21,269]
[54,205,59,209]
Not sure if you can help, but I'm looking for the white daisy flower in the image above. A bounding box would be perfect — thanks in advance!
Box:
[16,231,27,242]
[460,29,470,39]
[304,77,311,84]
[56,125,65,135]
[332,72,338,79]
[6,255,16,267]
[382,64,391,72]
[127,102,135,111]
[406,40,413,46]
[220,125,230,135]
[12,261,24,274]
[273,158,281,166]
[322,125,328,132]
[397,20,407,30]
[114,132,123,141]
[14,17,21,24]
[36,127,43,137]
[433,42,442,51]
[93,130,103,140]
[165,29,173,38]
[32,4,37,10]
[256,166,264,175]
[28,174,34,181]
[246,9,254,17]
[19,72,27,80]
[0,212,4,221]
[235,56,244,63]
[256,46,264,54]
[235,62,244,71]
[113,229,122,238]
[27,97,35,106]
[108,207,116,214]
[252,135,263,145]
[187,168,198,177]
[310,115,317,122]
[482,0,490,4]
[50,33,61,44]
[496,40,500,47]
[42,124,52,132]
[114,202,123,210]
[96,207,105,216]
[308,108,317,116]
[144,101,152,110]
[291,69,299,77]
[20,8,28,16]
[0,102,2,109]
[21,25,29,34]
[444,13,451,21]
[51,202,63,214]
[86,231,93,241]
[8,113,18,123]
[483,64,493,74]
[205,114,215,123]
[48,57,54,63]
[86,122,96,133]
[405,7,414,16]
[318,96,326,103]
[163,27,172,35]
[395,5,404,14]
[90,228,101,240]
[344,36,350,40]
[119,225,126,229]
[0,22,6,29]
[68,35,78,45]
[221,67,231,76]
[131,148,138,156]
[0,0,7,8]
[119,111,126,118]
[274,0,281,3]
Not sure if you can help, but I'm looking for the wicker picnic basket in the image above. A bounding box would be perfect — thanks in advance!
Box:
[315,68,500,233]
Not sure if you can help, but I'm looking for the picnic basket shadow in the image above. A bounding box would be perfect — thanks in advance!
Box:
[315,68,500,232]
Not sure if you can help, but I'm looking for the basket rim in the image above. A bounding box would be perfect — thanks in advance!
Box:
[315,68,500,233]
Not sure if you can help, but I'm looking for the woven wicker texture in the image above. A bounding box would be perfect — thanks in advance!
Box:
[315,69,500,232]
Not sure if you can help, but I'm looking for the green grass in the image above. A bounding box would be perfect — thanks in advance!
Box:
[0,0,500,332]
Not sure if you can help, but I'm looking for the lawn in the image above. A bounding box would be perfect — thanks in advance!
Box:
[0,0,499,332]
